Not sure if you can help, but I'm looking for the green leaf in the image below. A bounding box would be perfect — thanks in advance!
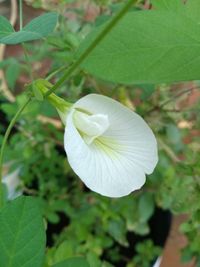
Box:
[138,193,154,222]
[0,16,14,38]
[52,258,90,267]
[0,196,46,267]
[0,31,44,45]
[0,58,13,69]
[133,222,150,235]
[108,220,128,246]
[185,0,200,21]
[23,12,58,36]
[5,60,20,90]
[80,3,200,84]
[52,241,74,263]
[139,84,155,100]
[151,0,182,11]
[0,183,7,208]
[32,84,44,101]
[0,12,58,45]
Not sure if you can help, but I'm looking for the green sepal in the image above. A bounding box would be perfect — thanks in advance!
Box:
[32,84,44,101]
[33,79,72,124]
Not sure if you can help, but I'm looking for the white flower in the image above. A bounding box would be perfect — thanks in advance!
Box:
[64,94,158,198]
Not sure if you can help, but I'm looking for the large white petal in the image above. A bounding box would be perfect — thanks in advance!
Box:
[64,94,158,197]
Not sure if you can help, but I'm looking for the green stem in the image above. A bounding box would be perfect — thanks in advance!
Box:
[19,0,23,30]
[0,97,32,185]
[46,65,67,81]
[45,0,137,97]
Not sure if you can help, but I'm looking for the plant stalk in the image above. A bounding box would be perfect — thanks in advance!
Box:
[0,97,32,206]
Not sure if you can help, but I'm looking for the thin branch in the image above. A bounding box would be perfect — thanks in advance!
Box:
[158,138,181,163]
[162,108,200,113]
[160,87,195,109]
[148,86,199,114]
[0,97,32,184]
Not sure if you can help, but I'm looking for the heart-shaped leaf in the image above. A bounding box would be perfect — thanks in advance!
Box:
[0,196,46,267]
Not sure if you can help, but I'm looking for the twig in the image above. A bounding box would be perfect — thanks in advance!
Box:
[160,87,195,109]
[148,87,199,114]
[162,108,200,113]
[158,138,181,163]
[37,115,62,129]
[0,0,17,102]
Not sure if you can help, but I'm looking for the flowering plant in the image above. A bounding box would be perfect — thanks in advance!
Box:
[41,91,158,197]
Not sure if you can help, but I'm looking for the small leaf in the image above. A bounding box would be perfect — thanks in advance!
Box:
[0,16,14,38]
[0,31,44,45]
[0,12,58,45]
[133,222,150,235]
[5,60,20,90]
[108,220,128,246]
[23,12,58,37]
[0,196,46,267]
[53,241,74,262]
[138,193,154,222]
[52,258,90,267]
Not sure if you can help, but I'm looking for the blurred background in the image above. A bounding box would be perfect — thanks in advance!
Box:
[0,0,200,266]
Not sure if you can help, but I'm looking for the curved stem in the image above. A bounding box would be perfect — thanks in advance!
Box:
[45,0,137,97]
[0,97,32,183]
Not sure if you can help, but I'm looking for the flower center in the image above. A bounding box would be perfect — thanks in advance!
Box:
[73,110,110,144]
